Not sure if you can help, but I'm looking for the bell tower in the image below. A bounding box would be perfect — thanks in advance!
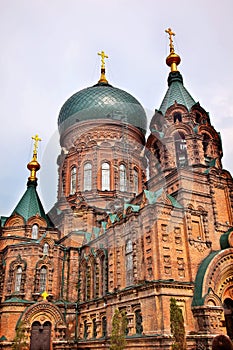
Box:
[147,28,223,191]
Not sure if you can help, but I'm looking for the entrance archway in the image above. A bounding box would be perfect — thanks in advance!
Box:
[224,298,233,340]
[30,321,51,350]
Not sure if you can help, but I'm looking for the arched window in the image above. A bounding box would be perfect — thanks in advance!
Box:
[133,168,139,194]
[174,132,188,167]
[202,133,211,161]
[119,164,127,192]
[32,224,39,239]
[135,309,143,334]
[173,112,182,123]
[102,316,107,337]
[102,162,110,191]
[92,318,97,338]
[101,257,107,296]
[43,243,49,255]
[70,166,77,195]
[85,264,91,300]
[93,261,99,299]
[84,320,88,339]
[84,162,92,191]
[15,266,22,292]
[125,239,133,286]
[39,266,47,292]
[196,112,201,123]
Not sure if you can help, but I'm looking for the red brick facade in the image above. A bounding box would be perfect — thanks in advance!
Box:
[1,50,233,350]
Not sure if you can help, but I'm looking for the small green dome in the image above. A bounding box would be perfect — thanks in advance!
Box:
[58,82,147,134]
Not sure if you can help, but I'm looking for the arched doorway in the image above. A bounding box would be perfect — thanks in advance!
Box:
[30,320,51,350]
[224,298,233,340]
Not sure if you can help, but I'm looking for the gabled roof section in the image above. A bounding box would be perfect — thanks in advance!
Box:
[159,71,196,115]
[11,180,53,227]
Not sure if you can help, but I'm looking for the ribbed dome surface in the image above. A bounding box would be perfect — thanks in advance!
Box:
[58,83,147,134]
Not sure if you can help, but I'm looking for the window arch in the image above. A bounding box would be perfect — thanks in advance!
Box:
[102,162,110,191]
[84,162,92,191]
[133,168,139,194]
[15,266,22,292]
[174,132,188,167]
[119,164,127,192]
[32,224,39,239]
[70,166,77,195]
[39,266,47,292]
[125,239,133,286]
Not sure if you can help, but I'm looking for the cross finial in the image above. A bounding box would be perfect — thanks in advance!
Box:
[165,27,176,53]
[98,50,108,69]
[32,134,42,157]
[41,290,49,301]
[97,50,109,84]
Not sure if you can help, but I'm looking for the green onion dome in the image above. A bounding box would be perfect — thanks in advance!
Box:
[58,82,147,135]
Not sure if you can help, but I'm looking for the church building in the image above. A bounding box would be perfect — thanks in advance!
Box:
[0,29,233,350]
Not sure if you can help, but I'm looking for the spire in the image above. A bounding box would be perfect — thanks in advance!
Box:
[165,27,181,72]
[9,134,53,226]
[159,29,196,115]
[27,134,42,183]
[97,50,109,84]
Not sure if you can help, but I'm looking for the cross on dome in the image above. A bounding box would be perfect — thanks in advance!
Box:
[165,27,176,53]
[97,50,109,84]
[98,50,108,69]
[32,134,42,157]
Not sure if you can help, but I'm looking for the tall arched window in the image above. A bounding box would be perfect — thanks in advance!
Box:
[92,318,97,338]
[174,132,188,167]
[70,166,77,195]
[84,320,88,339]
[84,162,92,191]
[202,133,211,162]
[119,164,127,192]
[125,239,133,286]
[15,266,22,292]
[102,316,107,337]
[43,243,49,255]
[135,309,143,334]
[85,264,91,300]
[133,168,139,194]
[102,162,110,191]
[39,266,47,292]
[32,224,38,239]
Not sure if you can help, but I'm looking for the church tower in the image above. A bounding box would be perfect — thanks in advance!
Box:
[1,30,233,350]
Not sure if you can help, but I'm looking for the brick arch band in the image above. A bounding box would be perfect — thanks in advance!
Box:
[21,301,66,332]
[202,249,233,306]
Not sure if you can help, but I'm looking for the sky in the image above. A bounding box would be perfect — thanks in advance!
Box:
[0,0,233,216]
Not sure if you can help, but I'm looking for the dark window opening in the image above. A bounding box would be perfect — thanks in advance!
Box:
[174,132,188,167]
[173,112,182,123]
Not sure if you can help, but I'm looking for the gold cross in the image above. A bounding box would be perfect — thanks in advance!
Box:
[41,290,49,300]
[98,50,108,69]
[165,27,175,53]
[32,134,42,157]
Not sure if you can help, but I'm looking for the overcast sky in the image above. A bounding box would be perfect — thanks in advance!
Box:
[0,0,233,216]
